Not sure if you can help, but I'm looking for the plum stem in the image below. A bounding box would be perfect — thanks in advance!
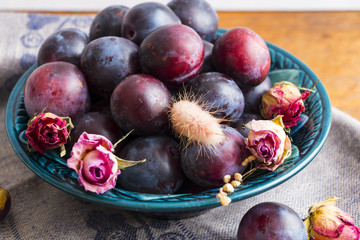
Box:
[297,79,319,93]
[242,164,257,181]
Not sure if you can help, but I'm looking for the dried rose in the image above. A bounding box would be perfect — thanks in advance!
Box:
[244,115,292,171]
[304,197,360,240]
[25,112,73,157]
[67,132,145,194]
[261,81,310,128]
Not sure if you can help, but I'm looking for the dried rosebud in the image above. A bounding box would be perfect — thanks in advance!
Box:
[304,197,360,240]
[67,132,145,194]
[245,116,291,171]
[261,81,310,128]
[25,112,73,156]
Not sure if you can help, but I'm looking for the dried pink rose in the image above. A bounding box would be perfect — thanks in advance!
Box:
[261,81,310,128]
[25,112,73,156]
[304,197,360,240]
[244,116,291,171]
[67,132,145,194]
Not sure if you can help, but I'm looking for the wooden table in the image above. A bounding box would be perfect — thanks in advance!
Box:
[218,11,360,120]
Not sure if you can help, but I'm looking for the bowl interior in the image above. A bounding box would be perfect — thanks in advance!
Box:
[5,29,331,214]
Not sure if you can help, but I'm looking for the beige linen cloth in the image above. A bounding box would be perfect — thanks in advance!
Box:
[0,12,359,239]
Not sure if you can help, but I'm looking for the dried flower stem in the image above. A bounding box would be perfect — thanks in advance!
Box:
[113,129,134,149]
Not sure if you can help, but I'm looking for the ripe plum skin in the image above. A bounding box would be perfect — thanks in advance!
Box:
[80,36,140,99]
[185,72,245,121]
[24,62,91,120]
[167,0,218,42]
[68,112,123,151]
[89,5,129,41]
[110,74,172,136]
[241,76,272,114]
[200,40,216,73]
[89,100,112,116]
[139,24,204,89]
[231,112,263,137]
[37,28,89,67]
[213,27,271,87]
[121,2,181,45]
[117,136,183,194]
[237,202,308,240]
[203,41,214,58]
[181,126,250,188]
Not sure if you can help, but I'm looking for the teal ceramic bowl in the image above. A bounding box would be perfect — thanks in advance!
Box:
[6,29,331,217]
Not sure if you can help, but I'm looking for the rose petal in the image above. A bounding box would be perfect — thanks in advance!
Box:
[282,84,302,102]
[338,207,355,226]
[262,87,283,119]
[254,137,276,161]
[78,145,120,194]
[282,100,305,127]
[78,160,120,194]
[25,112,69,154]
[40,125,60,144]
[67,132,114,172]
[262,84,310,128]
[248,120,285,161]
[311,205,349,238]
[26,127,45,154]
[256,140,272,158]
[67,132,119,194]
[245,119,291,171]
[250,119,286,139]
[82,150,110,184]
[309,204,360,240]
[337,225,360,240]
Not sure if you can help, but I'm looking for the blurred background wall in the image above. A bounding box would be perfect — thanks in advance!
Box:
[1,0,360,12]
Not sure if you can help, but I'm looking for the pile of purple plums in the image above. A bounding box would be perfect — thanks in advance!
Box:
[23,0,272,195]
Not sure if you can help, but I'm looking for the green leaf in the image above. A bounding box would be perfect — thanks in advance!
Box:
[288,144,299,160]
[308,197,340,213]
[271,115,285,128]
[268,69,305,86]
[60,116,74,134]
[303,217,311,240]
[116,156,146,170]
